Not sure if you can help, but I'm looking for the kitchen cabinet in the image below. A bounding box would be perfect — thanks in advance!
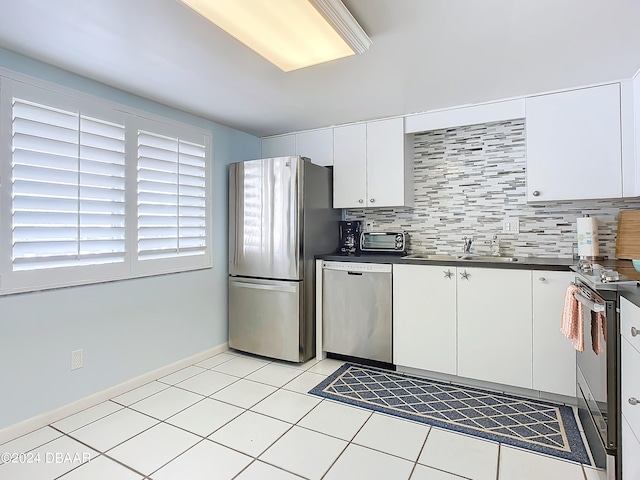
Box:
[621,297,640,479]
[295,128,333,166]
[261,128,334,166]
[333,117,413,208]
[392,263,575,394]
[393,264,457,375]
[404,99,525,133]
[457,267,532,389]
[261,134,296,158]
[525,83,622,202]
[622,415,640,480]
[532,271,576,397]
[624,74,640,197]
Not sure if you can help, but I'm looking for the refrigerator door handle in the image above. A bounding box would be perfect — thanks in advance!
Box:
[229,280,298,293]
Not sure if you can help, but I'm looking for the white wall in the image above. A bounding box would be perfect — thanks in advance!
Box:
[0,48,260,429]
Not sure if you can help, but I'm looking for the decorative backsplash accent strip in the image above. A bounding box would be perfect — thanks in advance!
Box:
[346,119,640,258]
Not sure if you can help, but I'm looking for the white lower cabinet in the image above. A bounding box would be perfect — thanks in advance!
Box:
[623,415,640,480]
[532,271,576,397]
[392,264,576,395]
[457,267,533,389]
[621,297,640,479]
[393,264,457,375]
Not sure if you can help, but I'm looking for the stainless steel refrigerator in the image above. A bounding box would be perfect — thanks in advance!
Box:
[228,156,339,362]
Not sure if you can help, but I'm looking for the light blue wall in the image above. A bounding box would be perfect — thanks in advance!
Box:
[0,48,260,429]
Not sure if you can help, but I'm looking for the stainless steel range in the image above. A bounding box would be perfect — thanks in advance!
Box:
[570,263,639,480]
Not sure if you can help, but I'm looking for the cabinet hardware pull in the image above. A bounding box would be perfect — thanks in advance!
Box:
[632,327,639,337]
[460,271,470,280]
[532,190,540,197]
[443,270,453,279]
[358,199,363,203]
[369,198,375,203]
[629,397,639,406]
[539,277,546,282]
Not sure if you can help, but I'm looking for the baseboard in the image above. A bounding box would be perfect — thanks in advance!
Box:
[0,342,229,445]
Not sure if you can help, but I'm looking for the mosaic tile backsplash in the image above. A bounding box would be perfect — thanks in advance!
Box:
[346,119,640,258]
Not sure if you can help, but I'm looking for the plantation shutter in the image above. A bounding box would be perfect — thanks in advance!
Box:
[11,98,126,271]
[137,130,207,260]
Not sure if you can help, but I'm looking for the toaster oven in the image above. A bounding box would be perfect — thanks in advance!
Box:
[360,231,407,253]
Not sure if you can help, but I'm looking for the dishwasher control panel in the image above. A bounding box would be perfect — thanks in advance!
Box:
[323,261,392,273]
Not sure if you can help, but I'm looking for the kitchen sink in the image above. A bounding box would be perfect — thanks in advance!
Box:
[460,255,520,262]
[403,253,520,263]
[402,253,462,260]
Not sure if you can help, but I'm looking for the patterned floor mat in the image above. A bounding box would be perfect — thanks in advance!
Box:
[309,363,589,464]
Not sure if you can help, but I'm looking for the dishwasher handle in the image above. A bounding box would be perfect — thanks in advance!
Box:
[347,271,363,276]
[322,261,392,273]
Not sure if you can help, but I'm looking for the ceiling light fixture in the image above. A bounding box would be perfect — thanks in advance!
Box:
[180,0,371,72]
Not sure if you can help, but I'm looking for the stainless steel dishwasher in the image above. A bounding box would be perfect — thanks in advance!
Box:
[322,261,392,363]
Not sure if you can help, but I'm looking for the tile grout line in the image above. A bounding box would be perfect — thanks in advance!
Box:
[408,426,430,479]
[49,424,148,480]
[51,352,272,478]
[0,352,319,479]
[495,442,501,480]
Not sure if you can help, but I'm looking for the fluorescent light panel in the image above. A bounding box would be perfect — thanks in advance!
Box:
[181,0,371,72]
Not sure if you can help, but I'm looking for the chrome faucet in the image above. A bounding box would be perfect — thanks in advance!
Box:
[462,236,473,255]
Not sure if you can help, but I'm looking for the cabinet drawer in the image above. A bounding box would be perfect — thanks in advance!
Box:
[621,297,640,348]
[622,336,640,434]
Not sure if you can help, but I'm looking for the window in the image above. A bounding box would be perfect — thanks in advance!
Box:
[137,130,207,261]
[0,76,212,295]
[11,98,127,271]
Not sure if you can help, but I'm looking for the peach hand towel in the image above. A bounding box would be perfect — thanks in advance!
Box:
[592,311,606,355]
[561,284,584,352]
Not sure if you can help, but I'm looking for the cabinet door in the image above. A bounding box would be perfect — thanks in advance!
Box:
[622,336,640,436]
[526,83,622,201]
[393,264,457,375]
[366,117,409,207]
[532,271,576,397]
[261,134,296,158]
[457,267,533,388]
[621,297,640,348]
[296,128,333,166]
[333,123,367,208]
[623,414,640,480]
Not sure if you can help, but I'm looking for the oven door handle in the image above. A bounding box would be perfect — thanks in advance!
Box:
[574,291,605,313]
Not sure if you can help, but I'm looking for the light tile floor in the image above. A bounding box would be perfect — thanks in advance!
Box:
[0,350,608,480]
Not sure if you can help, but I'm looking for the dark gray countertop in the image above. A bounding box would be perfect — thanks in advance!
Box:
[318,252,576,271]
[317,252,640,307]
[621,288,640,308]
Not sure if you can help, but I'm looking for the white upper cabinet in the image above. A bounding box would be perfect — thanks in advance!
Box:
[405,99,525,133]
[525,83,622,202]
[532,271,576,397]
[625,74,640,197]
[261,134,296,158]
[333,117,414,209]
[333,123,368,208]
[261,128,334,166]
[295,128,333,166]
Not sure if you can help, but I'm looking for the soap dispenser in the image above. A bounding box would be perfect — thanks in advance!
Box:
[490,234,500,256]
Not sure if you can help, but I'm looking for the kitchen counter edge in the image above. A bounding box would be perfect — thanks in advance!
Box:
[316,253,575,271]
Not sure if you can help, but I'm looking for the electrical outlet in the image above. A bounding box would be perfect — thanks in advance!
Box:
[71,349,83,370]
[365,220,374,232]
[502,217,520,234]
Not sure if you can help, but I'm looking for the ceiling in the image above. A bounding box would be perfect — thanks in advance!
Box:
[1,0,640,137]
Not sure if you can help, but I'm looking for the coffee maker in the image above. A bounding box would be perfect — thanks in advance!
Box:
[338,220,362,255]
